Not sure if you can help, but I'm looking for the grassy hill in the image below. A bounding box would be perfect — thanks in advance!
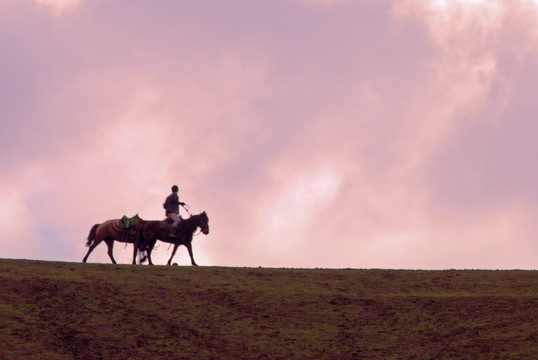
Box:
[0,259,536,359]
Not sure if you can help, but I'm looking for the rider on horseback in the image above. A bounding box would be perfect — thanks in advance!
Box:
[163,185,185,238]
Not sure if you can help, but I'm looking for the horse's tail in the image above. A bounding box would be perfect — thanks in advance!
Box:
[86,224,100,247]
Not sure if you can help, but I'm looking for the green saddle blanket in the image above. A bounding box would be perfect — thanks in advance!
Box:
[121,214,140,229]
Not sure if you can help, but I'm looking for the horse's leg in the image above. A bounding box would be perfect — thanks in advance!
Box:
[146,240,156,265]
[131,241,138,265]
[185,242,198,266]
[166,244,180,266]
[105,239,117,264]
[82,238,103,263]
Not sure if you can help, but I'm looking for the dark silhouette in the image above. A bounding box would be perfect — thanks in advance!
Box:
[139,211,209,266]
[82,218,144,264]
[163,184,185,237]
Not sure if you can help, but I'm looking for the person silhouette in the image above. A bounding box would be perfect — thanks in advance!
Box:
[163,185,185,237]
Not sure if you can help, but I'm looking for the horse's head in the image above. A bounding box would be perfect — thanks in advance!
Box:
[199,211,209,235]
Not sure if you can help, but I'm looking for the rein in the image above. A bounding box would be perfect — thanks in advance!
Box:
[182,204,203,236]
[182,203,192,216]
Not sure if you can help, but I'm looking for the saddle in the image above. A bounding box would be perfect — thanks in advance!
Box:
[111,215,140,231]
[122,214,140,229]
[159,218,173,230]
[160,217,184,238]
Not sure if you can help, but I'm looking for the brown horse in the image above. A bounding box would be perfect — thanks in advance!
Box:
[82,219,144,264]
[139,211,209,266]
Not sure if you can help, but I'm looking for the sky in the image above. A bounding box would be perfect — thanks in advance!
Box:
[1,0,537,269]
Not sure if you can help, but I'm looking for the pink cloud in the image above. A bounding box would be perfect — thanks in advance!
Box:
[31,0,81,14]
[1,0,537,268]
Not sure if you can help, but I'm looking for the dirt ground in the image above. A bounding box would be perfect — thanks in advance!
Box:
[1,259,537,359]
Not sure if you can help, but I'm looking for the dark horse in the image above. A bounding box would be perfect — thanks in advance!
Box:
[82,219,144,264]
[139,211,209,266]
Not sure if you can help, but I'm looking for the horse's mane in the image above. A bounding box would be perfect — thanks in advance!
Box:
[178,212,204,231]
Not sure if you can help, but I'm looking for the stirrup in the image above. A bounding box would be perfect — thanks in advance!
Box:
[168,232,178,238]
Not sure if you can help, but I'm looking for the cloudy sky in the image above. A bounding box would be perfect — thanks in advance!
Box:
[1,0,537,269]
